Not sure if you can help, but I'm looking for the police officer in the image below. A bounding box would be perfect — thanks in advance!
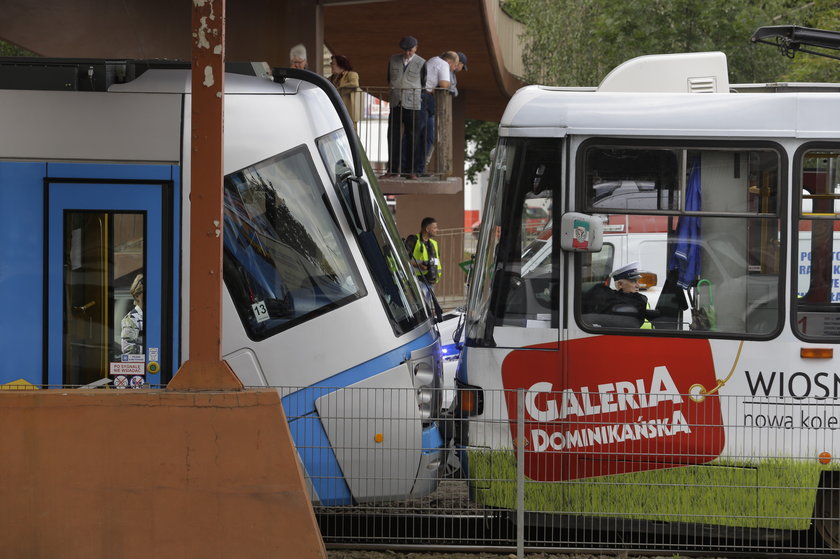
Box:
[405,217,442,288]
[585,261,654,328]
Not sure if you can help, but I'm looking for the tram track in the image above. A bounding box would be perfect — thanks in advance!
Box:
[316,508,839,557]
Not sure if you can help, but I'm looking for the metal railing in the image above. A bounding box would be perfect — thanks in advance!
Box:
[347,87,454,179]
[276,385,840,556]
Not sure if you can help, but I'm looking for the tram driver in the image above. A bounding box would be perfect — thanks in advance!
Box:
[583,262,657,329]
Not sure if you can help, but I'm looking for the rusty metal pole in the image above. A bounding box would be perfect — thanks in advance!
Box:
[168,0,243,390]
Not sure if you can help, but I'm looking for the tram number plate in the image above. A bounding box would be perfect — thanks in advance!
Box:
[252,301,269,323]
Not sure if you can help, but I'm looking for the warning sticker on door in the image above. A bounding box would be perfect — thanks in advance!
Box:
[110,362,145,376]
[113,375,129,389]
[121,354,144,362]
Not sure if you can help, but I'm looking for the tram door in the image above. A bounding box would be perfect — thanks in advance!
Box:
[46,176,173,388]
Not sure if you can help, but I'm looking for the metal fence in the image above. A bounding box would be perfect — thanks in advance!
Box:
[278,385,840,556]
[429,227,474,312]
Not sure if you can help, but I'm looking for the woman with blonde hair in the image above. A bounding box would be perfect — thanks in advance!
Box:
[121,273,144,355]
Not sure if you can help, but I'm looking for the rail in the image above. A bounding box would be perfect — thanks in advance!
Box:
[345,86,454,180]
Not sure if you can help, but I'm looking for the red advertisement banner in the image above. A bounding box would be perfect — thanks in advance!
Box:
[501,336,724,481]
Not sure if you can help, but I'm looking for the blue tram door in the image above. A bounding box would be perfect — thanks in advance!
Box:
[46,169,176,388]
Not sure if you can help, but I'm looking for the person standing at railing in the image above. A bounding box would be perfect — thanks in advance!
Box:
[421,51,459,174]
[382,36,426,180]
[328,54,361,125]
[449,52,467,97]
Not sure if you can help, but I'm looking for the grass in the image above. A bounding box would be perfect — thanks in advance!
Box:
[467,449,831,530]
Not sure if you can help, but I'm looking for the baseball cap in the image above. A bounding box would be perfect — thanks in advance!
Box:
[457,52,468,70]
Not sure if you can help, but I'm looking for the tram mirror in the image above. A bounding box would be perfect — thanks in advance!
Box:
[559,212,603,252]
[347,176,375,233]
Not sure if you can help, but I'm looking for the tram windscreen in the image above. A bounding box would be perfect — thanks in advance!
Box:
[466,138,559,346]
[222,145,366,341]
[317,129,427,335]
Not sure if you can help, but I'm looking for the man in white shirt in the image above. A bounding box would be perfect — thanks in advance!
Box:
[420,51,459,175]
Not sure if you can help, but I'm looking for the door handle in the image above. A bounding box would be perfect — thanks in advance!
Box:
[73,301,96,312]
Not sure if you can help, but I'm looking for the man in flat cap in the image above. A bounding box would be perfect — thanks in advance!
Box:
[383,36,426,179]
[583,261,655,328]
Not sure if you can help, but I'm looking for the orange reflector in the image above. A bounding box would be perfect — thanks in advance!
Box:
[801,347,834,359]
[819,451,832,464]
[373,433,384,444]
[460,390,477,414]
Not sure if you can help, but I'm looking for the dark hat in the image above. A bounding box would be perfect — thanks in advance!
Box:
[457,51,468,70]
[611,261,641,282]
[399,36,418,50]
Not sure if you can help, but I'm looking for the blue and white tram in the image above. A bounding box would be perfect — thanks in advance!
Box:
[0,59,445,504]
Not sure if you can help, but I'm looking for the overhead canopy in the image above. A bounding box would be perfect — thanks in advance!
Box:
[0,0,522,122]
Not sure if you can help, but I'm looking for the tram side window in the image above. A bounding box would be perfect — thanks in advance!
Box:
[795,149,840,339]
[578,144,782,336]
[222,146,366,342]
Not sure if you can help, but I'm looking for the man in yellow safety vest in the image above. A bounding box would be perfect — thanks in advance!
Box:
[405,216,443,289]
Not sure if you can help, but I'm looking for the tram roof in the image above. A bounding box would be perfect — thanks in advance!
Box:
[499,52,840,141]
[499,85,840,140]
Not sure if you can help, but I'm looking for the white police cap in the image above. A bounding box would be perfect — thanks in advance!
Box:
[611,261,641,281]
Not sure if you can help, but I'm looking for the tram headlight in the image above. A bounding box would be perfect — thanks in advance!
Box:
[413,362,435,386]
[412,358,441,425]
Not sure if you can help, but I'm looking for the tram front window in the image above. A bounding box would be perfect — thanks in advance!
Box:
[317,130,427,335]
[223,146,365,341]
[466,138,559,346]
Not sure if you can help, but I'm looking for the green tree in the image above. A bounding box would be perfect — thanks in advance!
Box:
[466,0,840,180]
[464,120,499,183]
[514,0,807,86]
[0,41,34,57]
